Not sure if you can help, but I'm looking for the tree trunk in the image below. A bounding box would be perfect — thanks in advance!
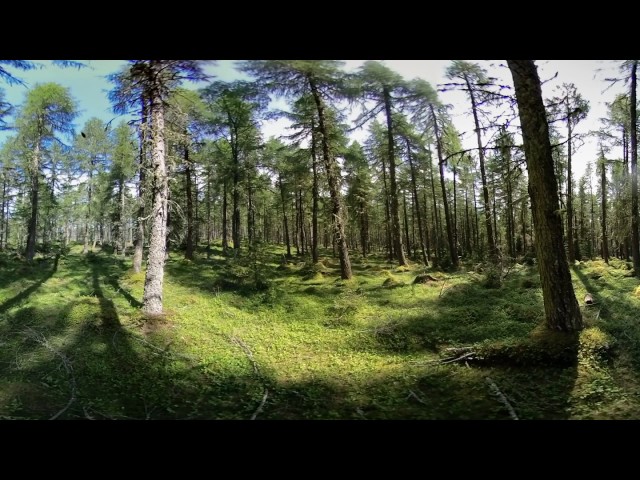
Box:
[184,141,194,260]
[567,118,575,263]
[402,191,411,259]
[380,149,393,262]
[222,179,229,255]
[26,142,40,262]
[279,175,291,258]
[465,74,496,258]
[406,138,428,266]
[206,167,212,258]
[507,59,583,332]
[430,105,458,268]
[383,87,407,266]
[311,121,319,264]
[142,68,169,316]
[309,76,352,279]
[631,61,640,275]
[600,150,610,263]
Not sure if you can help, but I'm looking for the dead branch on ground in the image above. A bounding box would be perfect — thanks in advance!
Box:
[23,328,77,421]
[486,376,518,420]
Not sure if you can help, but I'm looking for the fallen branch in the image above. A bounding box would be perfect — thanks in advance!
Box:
[411,351,477,366]
[230,335,261,377]
[407,389,427,405]
[251,389,269,420]
[440,352,477,364]
[486,376,518,420]
[23,328,77,421]
[229,335,272,420]
[442,346,474,355]
[118,328,199,363]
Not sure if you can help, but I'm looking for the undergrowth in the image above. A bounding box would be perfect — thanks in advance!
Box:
[1,244,640,420]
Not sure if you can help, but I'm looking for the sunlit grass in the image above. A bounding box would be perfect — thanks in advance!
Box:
[1,245,640,419]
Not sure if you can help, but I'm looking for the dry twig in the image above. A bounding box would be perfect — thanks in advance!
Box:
[486,376,518,420]
[251,389,269,420]
[23,328,77,421]
[407,389,427,405]
[230,335,260,376]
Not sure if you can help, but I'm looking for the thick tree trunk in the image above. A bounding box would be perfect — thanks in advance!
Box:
[631,61,640,275]
[309,76,352,279]
[310,122,319,263]
[402,191,411,259]
[222,179,229,255]
[0,174,5,251]
[142,70,169,316]
[452,166,458,259]
[567,119,575,263]
[232,139,241,256]
[380,151,393,262]
[508,59,583,332]
[279,175,291,258]
[383,88,407,266]
[206,167,212,258]
[600,150,609,263]
[185,142,194,260]
[247,170,255,249]
[83,171,92,255]
[118,178,126,257]
[26,142,40,262]
[360,197,369,257]
[427,150,441,260]
[298,188,305,256]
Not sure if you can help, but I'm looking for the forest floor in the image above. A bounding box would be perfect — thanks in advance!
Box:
[2,243,640,420]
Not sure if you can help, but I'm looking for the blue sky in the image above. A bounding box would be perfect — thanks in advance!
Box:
[0,60,628,179]
[0,60,241,135]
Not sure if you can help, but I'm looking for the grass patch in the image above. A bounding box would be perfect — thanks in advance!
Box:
[1,248,640,419]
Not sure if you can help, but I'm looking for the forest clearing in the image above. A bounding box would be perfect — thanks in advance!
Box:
[1,243,640,420]
[1,60,640,420]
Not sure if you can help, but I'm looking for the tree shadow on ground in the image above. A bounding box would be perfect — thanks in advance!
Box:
[0,255,59,316]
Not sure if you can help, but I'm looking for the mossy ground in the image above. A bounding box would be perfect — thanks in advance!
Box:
[1,244,640,420]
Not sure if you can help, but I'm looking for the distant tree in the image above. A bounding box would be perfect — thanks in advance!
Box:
[444,61,505,260]
[109,121,137,256]
[507,60,583,332]
[343,140,372,259]
[166,88,208,260]
[74,117,111,254]
[408,78,458,268]
[240,60,353,279]
[14,83,77,262]
[546,82,590,263]
[109,65,150,273]
[200,80,269,256]
[355,61,409,266]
